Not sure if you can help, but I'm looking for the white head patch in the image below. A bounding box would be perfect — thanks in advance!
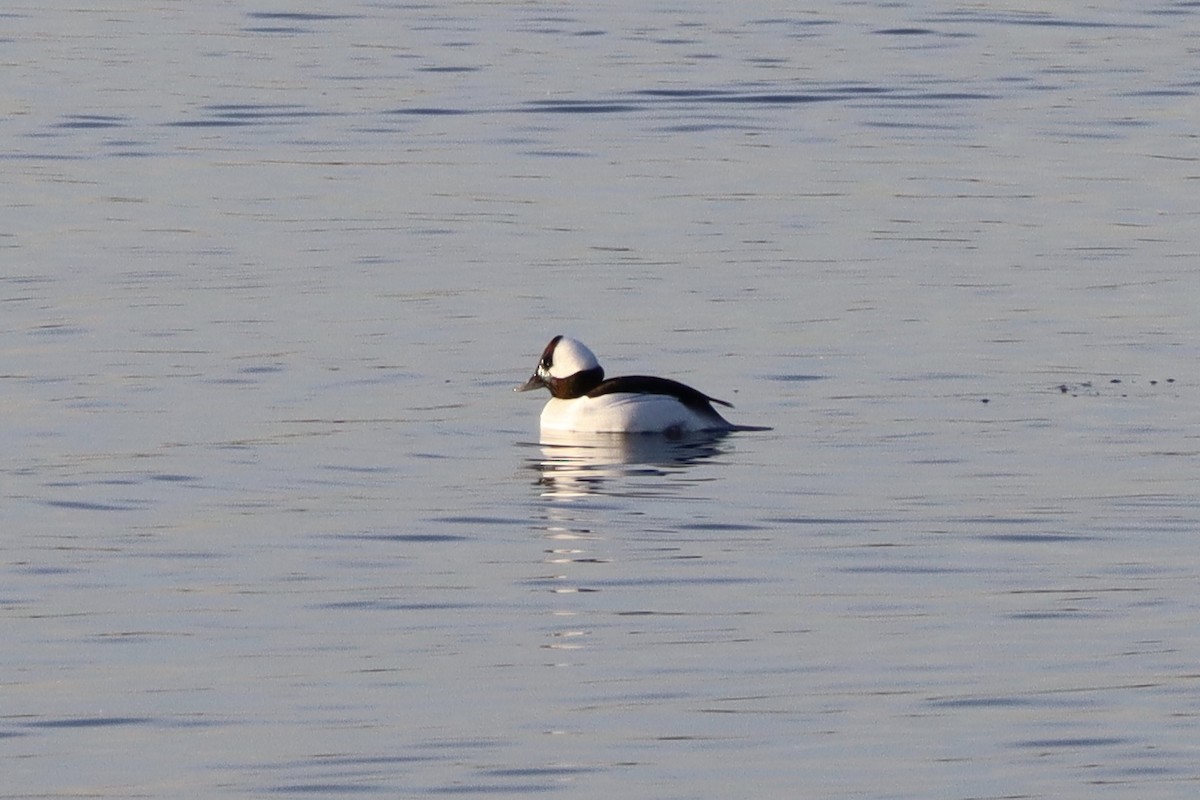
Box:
[547,337,600,379]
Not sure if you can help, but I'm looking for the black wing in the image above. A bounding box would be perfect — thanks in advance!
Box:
[586,375,734,410]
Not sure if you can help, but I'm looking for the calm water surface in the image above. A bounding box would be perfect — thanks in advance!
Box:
[3,2,1199,797]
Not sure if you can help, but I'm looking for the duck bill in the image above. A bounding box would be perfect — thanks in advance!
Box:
[515,372,547,393]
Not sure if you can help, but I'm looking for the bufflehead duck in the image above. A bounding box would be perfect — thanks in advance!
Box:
[516,335,750,435]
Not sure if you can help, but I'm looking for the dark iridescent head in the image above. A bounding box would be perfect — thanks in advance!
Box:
[515,335,605,399]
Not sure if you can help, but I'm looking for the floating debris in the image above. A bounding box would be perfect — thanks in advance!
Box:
[1056,377,1177,397]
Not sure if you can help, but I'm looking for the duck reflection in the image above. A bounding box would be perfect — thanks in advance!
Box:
[522,432,736,665]
[525,430,732,500]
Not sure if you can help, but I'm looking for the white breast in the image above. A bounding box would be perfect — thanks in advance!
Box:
[540,393,729,434]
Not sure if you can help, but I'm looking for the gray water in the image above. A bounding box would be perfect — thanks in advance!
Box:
[3,2,1200,797]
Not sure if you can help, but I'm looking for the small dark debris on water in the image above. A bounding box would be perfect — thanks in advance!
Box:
[980,398,989,404]
[1058,381,1095,397]
[1057,377,1176,398]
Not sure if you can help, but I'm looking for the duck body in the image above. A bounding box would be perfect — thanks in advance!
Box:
[516,336,738,435]
[539,378,735,434]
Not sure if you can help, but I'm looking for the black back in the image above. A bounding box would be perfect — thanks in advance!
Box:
[586,375,733,411]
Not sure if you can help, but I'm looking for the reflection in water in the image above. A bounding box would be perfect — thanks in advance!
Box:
[524,430,732,501]
[522,431,739,671]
